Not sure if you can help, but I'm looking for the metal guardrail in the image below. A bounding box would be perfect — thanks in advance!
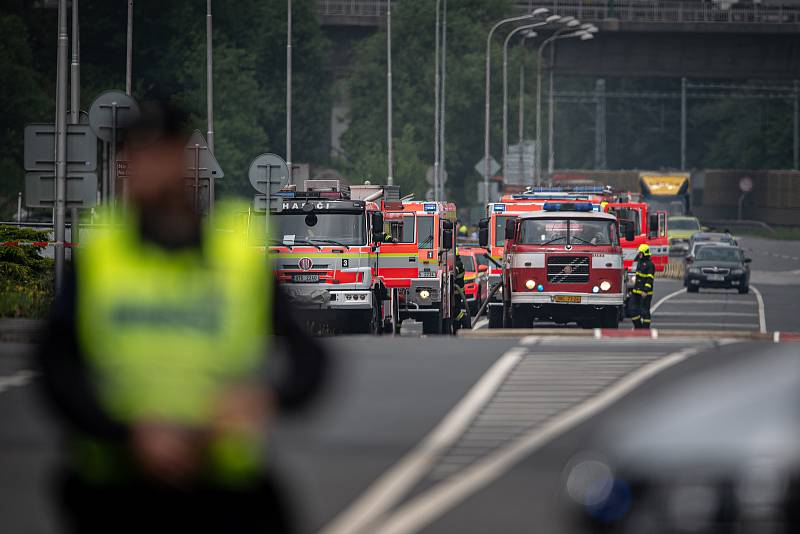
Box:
[318,0,800,24]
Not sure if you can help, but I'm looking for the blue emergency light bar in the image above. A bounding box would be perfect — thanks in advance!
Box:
[542,202,595,212]
[423,203,437,212]
[493,204,506,213]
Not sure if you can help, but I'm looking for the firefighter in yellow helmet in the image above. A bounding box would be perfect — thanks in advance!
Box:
[630,243,655,329]
[38,101,326,534]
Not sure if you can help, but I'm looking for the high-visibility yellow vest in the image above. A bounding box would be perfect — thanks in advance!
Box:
[76,203,271,484]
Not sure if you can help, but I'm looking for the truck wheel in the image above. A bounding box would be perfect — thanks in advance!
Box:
[441,317,454,335]
[602,308,620,329]
[687,285,699,293]
[422,312,443,335]
[511,305,532,328]
[370,296,382,335]
[502,302,512,328]
[488,305,503,329]
[738,285,749,295]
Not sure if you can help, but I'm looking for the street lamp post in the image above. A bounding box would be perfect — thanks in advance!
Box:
[439,0,447,200]
[286,0,293,184]
[483,9,547,203]
[433,0,440,201]
[386,0,393,186]
[503,22,547,186]
[535,25,591,185]
[545,23,597,175]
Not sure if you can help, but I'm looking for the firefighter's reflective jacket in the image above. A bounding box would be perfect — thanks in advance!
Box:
[631,253,655,296]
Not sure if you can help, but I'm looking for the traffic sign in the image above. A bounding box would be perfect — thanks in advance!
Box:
[116,160,130,178]
[425,166,448,186]
[505,143,536,185]
[25,172,98,208]
[739,176,753,193]
[474,156,500,178]
[249,153,289,196]
[24,124,97,172]
[185,130,224,179]
[88,90,140,143]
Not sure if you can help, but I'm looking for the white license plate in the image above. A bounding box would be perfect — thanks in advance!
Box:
[419,271,437,278]
[706,274,725,281]
[292,274,320,283]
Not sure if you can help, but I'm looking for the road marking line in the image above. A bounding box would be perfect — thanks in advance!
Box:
[655,311,756,317]
[651,287,686,313]
[665,299,756,306]
[320,346,525,534]
[750,284,767,334]
[647,322,760,329]
[774,331,780,343]
[372,346,705,534]
[0,370,35,394]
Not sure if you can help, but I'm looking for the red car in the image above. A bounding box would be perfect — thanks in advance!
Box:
[459,246,490,315]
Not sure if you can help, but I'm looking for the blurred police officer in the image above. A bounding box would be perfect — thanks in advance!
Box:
[630,243,655,329]
[38,101,327,534]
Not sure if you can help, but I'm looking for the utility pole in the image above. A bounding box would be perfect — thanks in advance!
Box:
[286,0,293,185]
[518,46,526,185]
[794,79,798,170]
[594,78,607,170]
[126,0,133,95]
[681,76,687,170]
[54,0,69,293]
[547,43,556,175]
[70,0,80,254]
[386,0,393,185]
[433,0,440,201]
[439,0,447,199]
[206,0,215,215]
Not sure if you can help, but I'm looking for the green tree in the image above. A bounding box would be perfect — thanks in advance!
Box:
[340,0,513,206]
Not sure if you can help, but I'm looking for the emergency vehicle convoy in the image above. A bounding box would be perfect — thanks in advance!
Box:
[482,202,632,329]
[254,178,667,334]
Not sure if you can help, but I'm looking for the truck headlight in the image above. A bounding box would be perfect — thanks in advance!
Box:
[419,289,430,300]
[599,280,612,292]
[525,279,536,290]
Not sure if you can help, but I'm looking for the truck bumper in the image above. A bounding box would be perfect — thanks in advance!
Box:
[282,286,374,310]
[510,292,624,306]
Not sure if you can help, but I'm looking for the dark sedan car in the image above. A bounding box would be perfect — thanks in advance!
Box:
[684,245,751,293]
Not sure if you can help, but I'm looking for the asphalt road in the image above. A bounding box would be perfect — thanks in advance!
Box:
[0,235,798,534]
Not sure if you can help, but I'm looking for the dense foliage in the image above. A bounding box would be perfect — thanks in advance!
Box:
[0,0,332,216]
[0,226,54,318]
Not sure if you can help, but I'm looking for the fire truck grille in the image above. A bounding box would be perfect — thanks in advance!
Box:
[547,255,590,283]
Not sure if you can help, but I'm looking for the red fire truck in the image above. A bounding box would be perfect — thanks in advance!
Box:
[603,201,669,272]
[480,186,612,326]
[376,200,458,334]
[266,180,386,334]
[483,202,631,329]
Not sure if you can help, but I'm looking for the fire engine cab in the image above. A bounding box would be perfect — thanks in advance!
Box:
[376,200,458,334]
[487,202,630,329]
[266,180,386,334]
[603,201,669,271]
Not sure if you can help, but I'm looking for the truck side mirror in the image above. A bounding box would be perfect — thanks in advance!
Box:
[442,229,453,250]
[371,212,384,243]
[648,214,659,239]
[504,218,516,241]
[619,220,635,242]
[478,218,489,247]
[478,264,489,273]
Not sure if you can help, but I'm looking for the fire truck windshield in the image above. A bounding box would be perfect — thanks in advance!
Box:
[494,215,514,246]
[519,218,617,246]
[461,255,476,271]
[276,212,366,246]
